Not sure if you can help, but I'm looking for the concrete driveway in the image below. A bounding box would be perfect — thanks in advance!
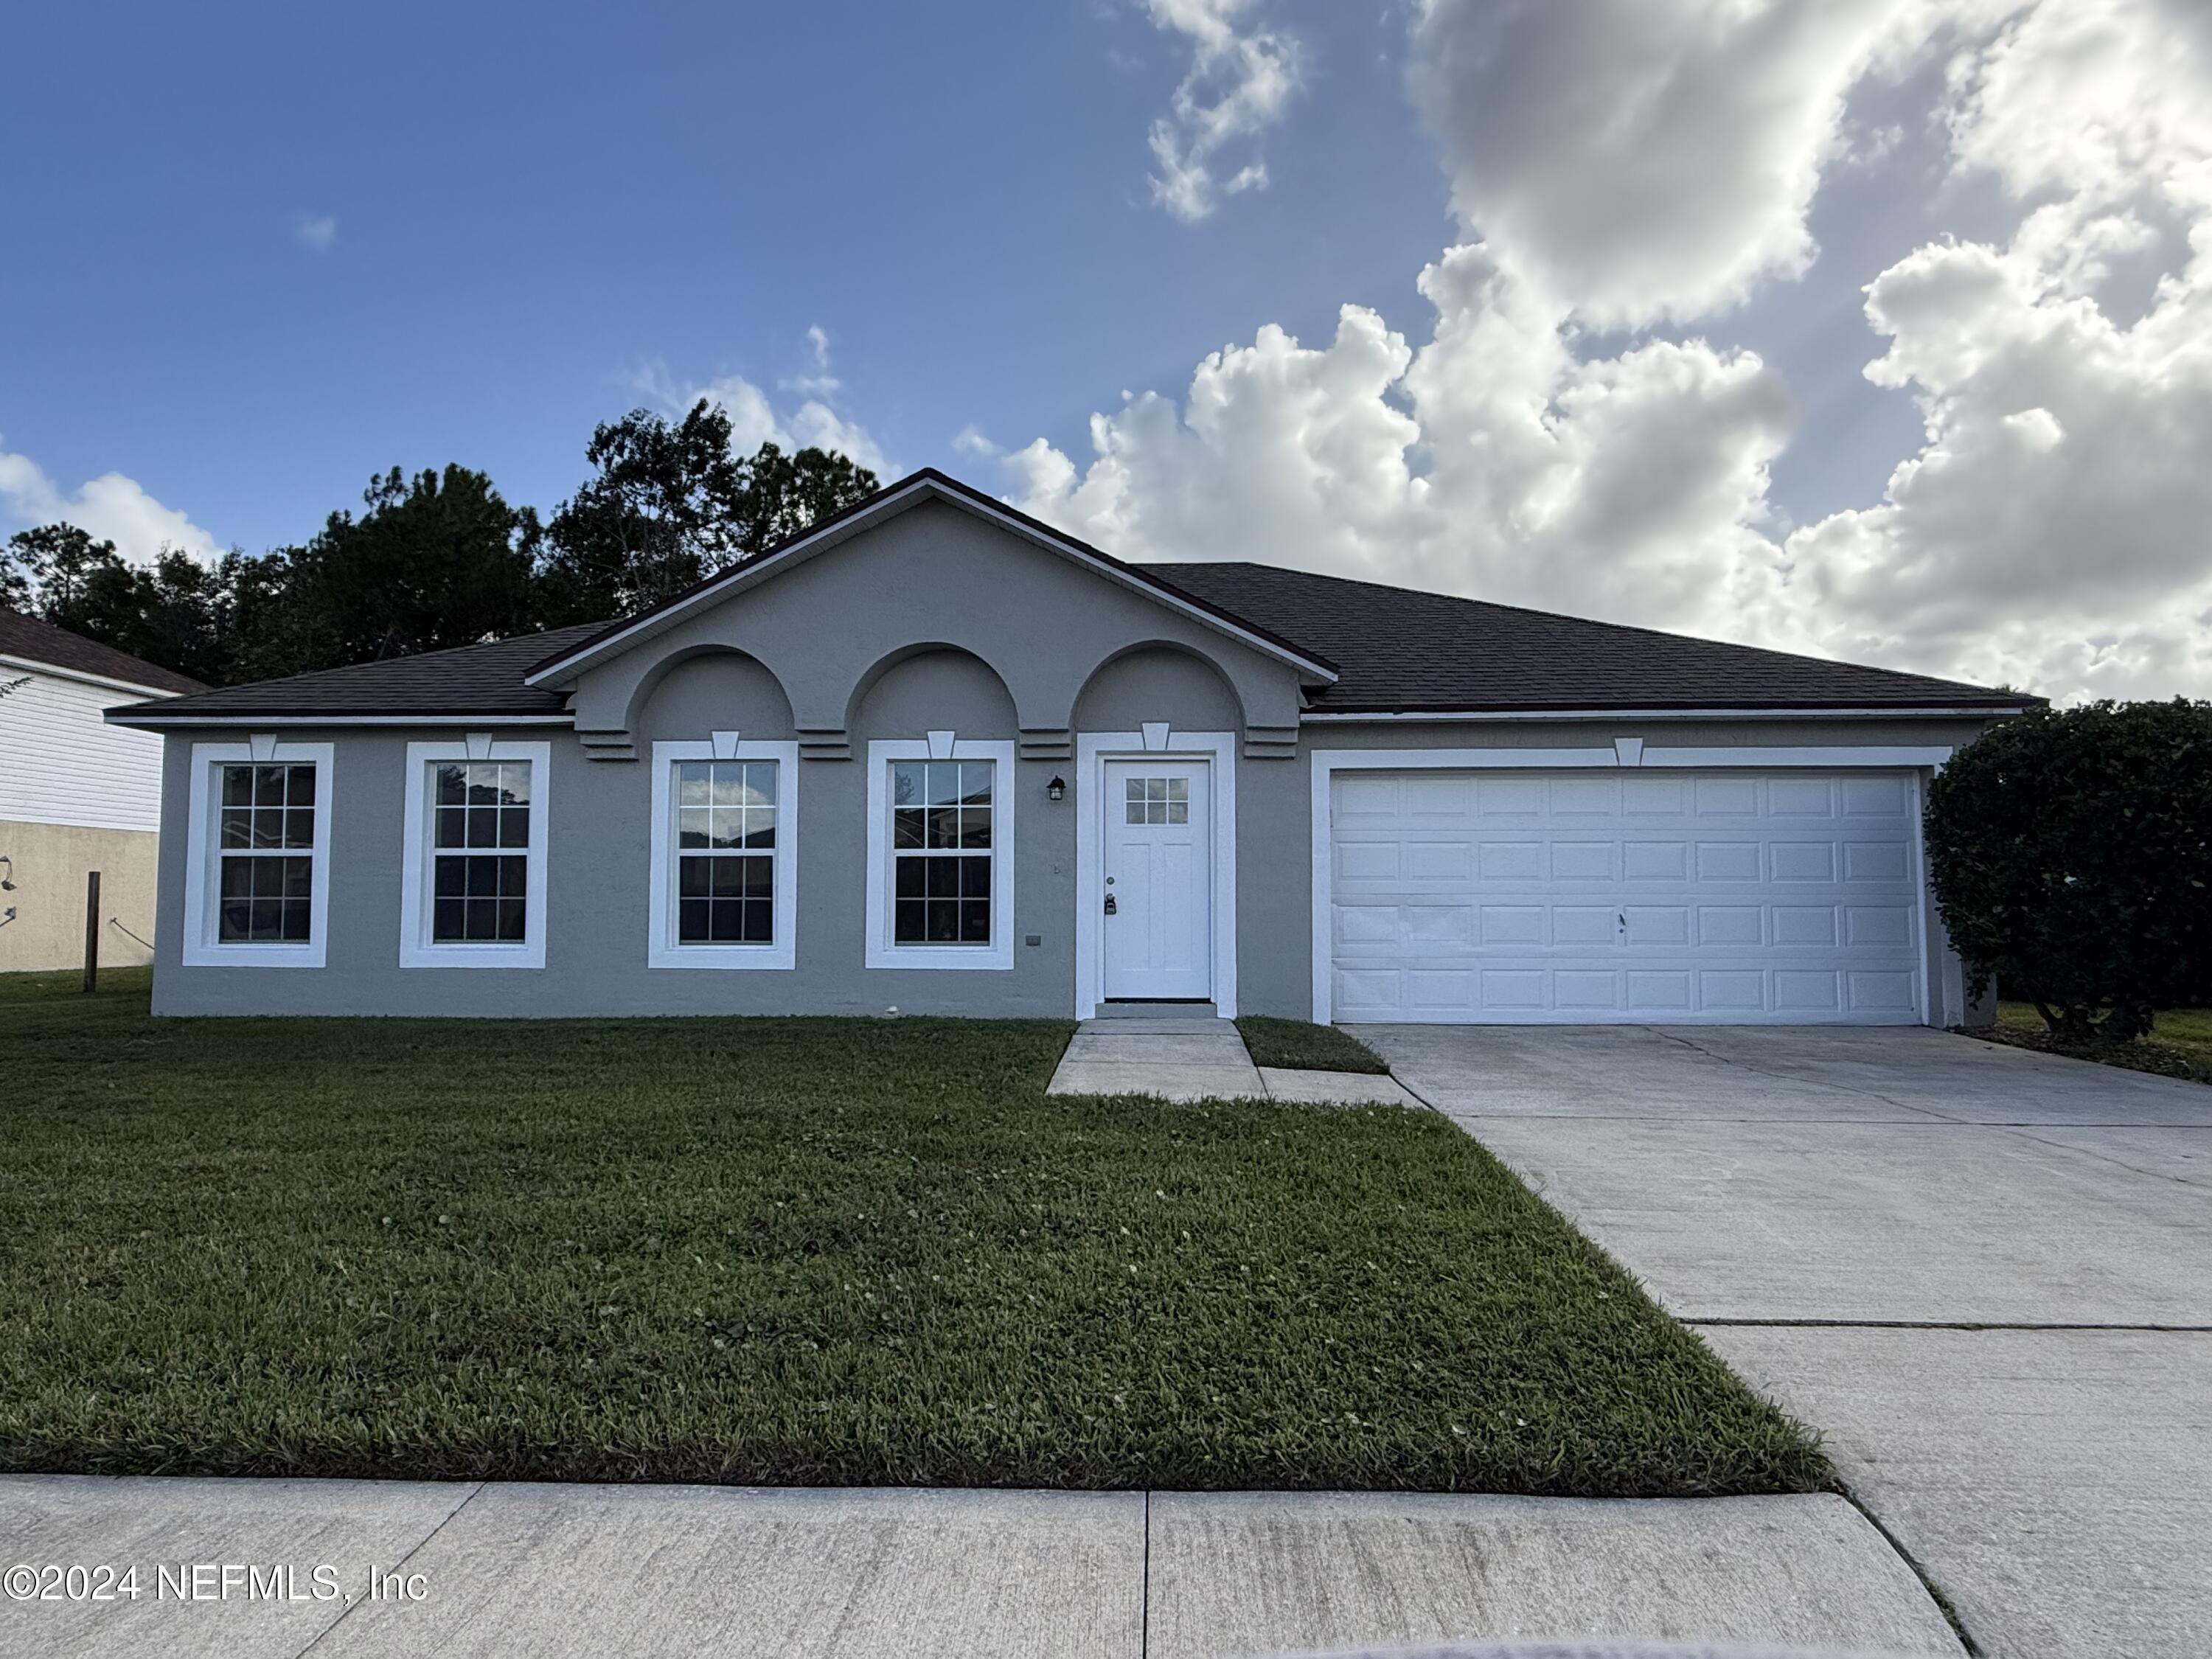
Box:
[1366,1023,2211,1659]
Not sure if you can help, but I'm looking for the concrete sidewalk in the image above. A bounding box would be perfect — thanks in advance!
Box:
[0,1475,1963,1659]
[1047,1018,1417,1107]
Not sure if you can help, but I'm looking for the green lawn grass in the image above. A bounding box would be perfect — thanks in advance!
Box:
[0,968,1826,1495]
[1995,1000,2212,1080]
[1234,1016,1391,1074]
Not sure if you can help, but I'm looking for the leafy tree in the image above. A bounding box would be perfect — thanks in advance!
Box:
[538,401,877,622]
[285,465,542,665]
[1925,700,2212,1042]
[1,525,229,682]
[3,523,128,619]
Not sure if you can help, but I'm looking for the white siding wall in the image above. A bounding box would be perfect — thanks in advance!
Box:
[0,664,168,832]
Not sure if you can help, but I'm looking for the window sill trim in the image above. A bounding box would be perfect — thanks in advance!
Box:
[399,944,547,970]
[179,943,327,970]
[647,944,796,971]
[863,944,1016,972]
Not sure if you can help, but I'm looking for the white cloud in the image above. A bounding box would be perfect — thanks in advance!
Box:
[1008,253,1792,630]
[1018,0,2212,702]
[294,213,337,253]
[633,340,891,482]
[0,445,223,567]
[952,424,999,460]
[1143,0,1301,223]
[787,324,841,398]
[1773,0,2212,699]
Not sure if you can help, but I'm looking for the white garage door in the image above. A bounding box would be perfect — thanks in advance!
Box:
[1329,769,1926,1024]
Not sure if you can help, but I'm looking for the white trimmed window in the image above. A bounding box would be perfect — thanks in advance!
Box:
[181,740,335,967]
[648,737,799,969]
[864,737,1015,970]
[400,740,551,968]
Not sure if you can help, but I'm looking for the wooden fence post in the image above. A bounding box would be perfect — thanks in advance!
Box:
[83,870,101,993]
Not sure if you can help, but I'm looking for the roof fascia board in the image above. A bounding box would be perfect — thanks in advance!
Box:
[1301,705,2031,723]
[522,477,1338,689]
[105,710,575,731]
[1,652,192,701]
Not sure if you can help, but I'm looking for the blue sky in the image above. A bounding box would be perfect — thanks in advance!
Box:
[2,1,1445,550]
[6,1,2210,703]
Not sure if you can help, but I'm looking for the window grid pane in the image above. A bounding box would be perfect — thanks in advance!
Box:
[891,760,992,947]
[220,764,316,849]
[215,763,318,945]
[428,759,532,944]
[673,760,777,946]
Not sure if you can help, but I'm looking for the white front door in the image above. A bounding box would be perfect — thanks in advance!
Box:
[1103,759,1213,1001]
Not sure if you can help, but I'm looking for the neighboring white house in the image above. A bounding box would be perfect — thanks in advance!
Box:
[0,608,204,972]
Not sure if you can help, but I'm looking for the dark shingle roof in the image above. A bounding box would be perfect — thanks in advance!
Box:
[105,625,600,722]
[0,607,207,696]
[110,561,2023,725]
[1144,563,2025,713]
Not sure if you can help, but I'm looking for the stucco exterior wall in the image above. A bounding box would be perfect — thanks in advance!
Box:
[148,509,1313,1018]
[139,496,2003,1024]
[0,818,159,973]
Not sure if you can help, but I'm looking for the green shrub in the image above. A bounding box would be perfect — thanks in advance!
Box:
[1925,700,2212,1041]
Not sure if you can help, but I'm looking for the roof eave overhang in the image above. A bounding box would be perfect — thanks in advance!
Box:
[2,652,198,701]
[520,474,1339,690]
[103,709,576,730]
[1301,703,2037,722]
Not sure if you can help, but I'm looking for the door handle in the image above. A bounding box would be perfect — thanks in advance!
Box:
[1103,894,1118,916]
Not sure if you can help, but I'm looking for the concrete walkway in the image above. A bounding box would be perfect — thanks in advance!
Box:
[1368,1023,2212,1659]
[1047,1017,1418,1107]
[0,1475,1964,1658]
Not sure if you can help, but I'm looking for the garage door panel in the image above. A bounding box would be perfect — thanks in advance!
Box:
[1624,841,1689,880]
[1550,841,1613,880]
[1845,841,1910,882]
[1478,777,1545,814]
[1695,841,1763,881]
[1407,970,1475,1009]
[1555,970,1621,1009]
[1478,841,1543,880]
[1552,905,1617,944]
[1700,970,1767,1010]
[1624,775,1690,813]
[1843,775,1909,815]
[1698,905,1764,945]
[1478,905,1543,945]
[1846,904,1913,946]
[1774,970,1843,1011]
[1693,776,1759,815]
[1768,776,1836,815]
[1770,843,1837,882]
[1548,776,1615,814]
[1335,840,1400,883]
[1329,768,1924,1025]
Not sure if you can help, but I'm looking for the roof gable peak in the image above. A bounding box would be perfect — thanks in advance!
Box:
[521,469,1335,688]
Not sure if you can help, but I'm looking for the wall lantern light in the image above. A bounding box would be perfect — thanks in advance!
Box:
[1046,776,1066,801]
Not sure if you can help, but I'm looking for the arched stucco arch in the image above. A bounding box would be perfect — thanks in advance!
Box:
[1070,639,1248,734]
[625,644,797,742]
[844,642,1020,740]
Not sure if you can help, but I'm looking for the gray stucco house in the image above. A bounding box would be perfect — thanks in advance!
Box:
[108,470,2026,1025]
